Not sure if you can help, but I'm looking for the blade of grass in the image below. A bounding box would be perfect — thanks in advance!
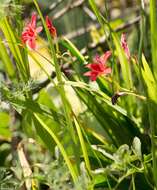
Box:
[0,37,15,78]
[33,0,77,146]
[33,113,78,183]
[33,0,83,175]
[138,0,145,82]
[141,55,157,188]
[75,88,140,146]
[74,117,91,173]
[150,0,157,81]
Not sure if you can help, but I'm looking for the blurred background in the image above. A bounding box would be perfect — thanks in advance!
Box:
[0,0,152,190]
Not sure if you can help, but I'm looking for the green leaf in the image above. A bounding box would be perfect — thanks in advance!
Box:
[141,55,157,103]
[0,37,15,78]
[0,112,10,128]
[33,113,78,183]
[0,112,11,138]
[150,0,157,80]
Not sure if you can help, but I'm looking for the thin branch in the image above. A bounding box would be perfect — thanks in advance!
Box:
[64,23,100,39]
[52,0,85,20]
[64,15,140,41]
[83,6,97,21]
[80,16,141,55]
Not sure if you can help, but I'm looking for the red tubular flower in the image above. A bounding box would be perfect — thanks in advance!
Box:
[121,33,130,60]
[21,13,42,49]
[46,16,57,37]
[84,51,112,81]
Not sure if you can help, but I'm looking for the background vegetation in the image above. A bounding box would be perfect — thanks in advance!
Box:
[0,0,156,189]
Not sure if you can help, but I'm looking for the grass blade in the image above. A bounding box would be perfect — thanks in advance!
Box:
[150,0,157,80]
[33,113,78,183]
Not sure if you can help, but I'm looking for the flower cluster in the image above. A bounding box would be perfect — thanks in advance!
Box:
[84,51,112,81]
[22,13,56,49]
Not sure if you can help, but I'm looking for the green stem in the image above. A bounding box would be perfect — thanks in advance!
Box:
[150,0,157,187]
[33,0,76,144]
[148,101,157,188]
[74,117,91,173]
[150,0,157,81]
[34,113,78,183]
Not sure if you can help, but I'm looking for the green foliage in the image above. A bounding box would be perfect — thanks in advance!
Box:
[0,0,156,189]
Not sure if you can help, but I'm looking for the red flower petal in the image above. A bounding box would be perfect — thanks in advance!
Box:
[36,26,43,33]
[46,16,51,27]
[45,16,57,37]
[30,13,37,29]
[83,71,92,76]
[104,67,112,74]
[100,51,112,64]
[28,39,36,49]
[84,71,98,81]
[90,75,98,81]
[89,63,102,71]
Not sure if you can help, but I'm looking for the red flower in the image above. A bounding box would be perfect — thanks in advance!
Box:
[21,13,42,49]
[121,33,130,60]
[84,51,112,81]
[46,16,57,37]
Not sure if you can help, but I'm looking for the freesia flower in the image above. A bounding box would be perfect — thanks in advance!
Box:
[22,13,42,49]
[46,16,57,37]
[84,51,112,81]
[121,33,130,60]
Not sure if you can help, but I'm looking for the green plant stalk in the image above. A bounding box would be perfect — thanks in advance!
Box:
[132,174,136,190]
[142,55,157,188]
[138,1,145,77]
[34,113,78,183]
[74,118,91,173]
[150,0,157,81]
[28,45,81,174]
[33,0,81,176]
[150,0,157,187]
[148,103,157,188]
[81,127,112,190]
[33,0,77,144]
[88,0,112,52]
